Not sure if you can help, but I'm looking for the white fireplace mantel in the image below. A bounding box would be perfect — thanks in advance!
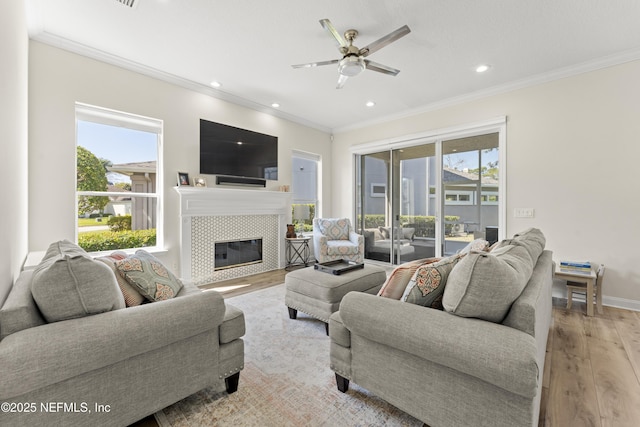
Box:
[174,186,292,283]
[174,186,292,217]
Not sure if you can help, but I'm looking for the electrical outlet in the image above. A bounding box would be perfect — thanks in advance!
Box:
[514,208,535,218]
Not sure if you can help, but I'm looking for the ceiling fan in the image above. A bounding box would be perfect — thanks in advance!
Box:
[292,19,411,89]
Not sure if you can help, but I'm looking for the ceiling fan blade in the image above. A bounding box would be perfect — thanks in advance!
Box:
[291,59,339,69]
[336,74,349,89]
[320,19,348,48]
[359,25,411,57]
[364,59,401,76]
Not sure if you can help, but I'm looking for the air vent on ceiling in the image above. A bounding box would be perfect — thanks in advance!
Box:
[115,0,139,8]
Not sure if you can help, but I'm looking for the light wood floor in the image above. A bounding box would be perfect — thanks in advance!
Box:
[199,268,289,298]
[133,268,640,427]
[541,298,640,426]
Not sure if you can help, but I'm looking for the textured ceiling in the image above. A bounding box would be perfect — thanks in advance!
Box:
[26,0,640,132]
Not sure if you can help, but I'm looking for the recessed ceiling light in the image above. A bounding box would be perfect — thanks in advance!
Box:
[271,103,280,108]
[365,101,376,107]
[475,64,490,73]
[210,81,222,88]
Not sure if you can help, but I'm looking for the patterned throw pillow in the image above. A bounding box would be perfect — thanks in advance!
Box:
[95,252,145,307]
[115,250,183,302]
[318,218,351,240]
[401,254,464,309]
[377,257,441,300]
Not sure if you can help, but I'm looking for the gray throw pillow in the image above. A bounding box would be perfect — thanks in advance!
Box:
[443,245,533,323]
[402,227,416,240]
[512,228,546,263]
[31,240,126,323]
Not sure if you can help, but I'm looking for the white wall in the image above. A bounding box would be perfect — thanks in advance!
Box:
[0,0,29,305]
[28,41,331,273]
[333,60,640,308]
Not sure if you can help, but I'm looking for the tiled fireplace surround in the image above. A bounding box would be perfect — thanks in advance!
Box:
[175,187,292,285]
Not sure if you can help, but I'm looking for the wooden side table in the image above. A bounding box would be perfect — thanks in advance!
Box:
[285,237,311,271]
[554,266,597,316]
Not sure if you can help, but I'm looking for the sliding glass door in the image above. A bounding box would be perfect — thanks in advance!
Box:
[391,144,438,263]
[355,151,392,261]
[355,128,502,265]
[356,145,439,264]
[442,133,499,256]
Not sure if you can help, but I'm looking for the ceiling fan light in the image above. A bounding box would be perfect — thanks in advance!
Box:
[338,56,365,77]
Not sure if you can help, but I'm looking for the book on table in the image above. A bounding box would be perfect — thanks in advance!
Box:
[560,260,591,268]
[559,260,592,275]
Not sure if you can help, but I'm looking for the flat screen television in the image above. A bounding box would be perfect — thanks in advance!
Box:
[200,119,278,180]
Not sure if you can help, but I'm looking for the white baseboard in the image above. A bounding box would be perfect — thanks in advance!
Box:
[601,295,640,312]
[551,287,640,312]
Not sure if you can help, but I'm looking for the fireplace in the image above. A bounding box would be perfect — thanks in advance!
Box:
[175,186,292,284]
[215,238,263,271]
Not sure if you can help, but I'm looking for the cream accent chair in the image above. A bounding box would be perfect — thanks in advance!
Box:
[313,218,364,263]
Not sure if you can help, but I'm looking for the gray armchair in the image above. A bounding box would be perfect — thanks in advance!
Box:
[313,218,364,263]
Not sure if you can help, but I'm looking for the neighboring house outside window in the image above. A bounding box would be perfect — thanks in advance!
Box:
[75,103,163,252]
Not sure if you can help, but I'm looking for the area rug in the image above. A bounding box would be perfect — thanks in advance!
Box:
[154,284,422,426]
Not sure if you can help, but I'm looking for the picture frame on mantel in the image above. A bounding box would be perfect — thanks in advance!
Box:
[177,172,190,186]
[193,177,207,187]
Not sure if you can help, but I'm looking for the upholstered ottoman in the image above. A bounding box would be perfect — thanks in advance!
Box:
[285,264,386,334]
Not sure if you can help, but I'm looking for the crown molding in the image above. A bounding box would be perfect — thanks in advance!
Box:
[30,31,332,134]
[30,31,640,136]
[333,47,640,134]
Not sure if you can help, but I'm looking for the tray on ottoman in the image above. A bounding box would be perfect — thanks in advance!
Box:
[314,259,364,275]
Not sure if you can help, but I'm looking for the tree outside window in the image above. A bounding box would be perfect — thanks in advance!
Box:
[75,103,162,252]
[291,153,320,234]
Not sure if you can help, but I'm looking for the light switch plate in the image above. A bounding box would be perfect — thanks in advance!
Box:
[514,208,535,218]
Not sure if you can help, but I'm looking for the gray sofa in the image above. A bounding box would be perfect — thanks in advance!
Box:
[0,243,245,427]
[330,229,552,427]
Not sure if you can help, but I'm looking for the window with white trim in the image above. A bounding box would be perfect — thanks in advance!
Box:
[370,183,386,198]
[75,103,163,252]
[291,151,320,234]
[481,191,499,205]
[444,190,475,205]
